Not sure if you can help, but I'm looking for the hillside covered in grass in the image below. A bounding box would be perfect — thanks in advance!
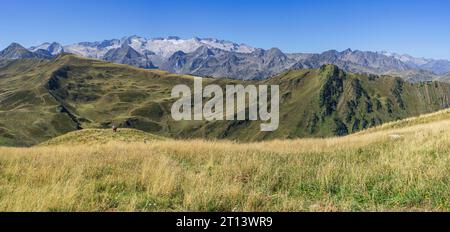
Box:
[40,128,165,146]
[1,54,450,146]
[0,109,449,211]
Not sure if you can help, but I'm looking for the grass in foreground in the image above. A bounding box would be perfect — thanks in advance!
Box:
[0,110,449,211]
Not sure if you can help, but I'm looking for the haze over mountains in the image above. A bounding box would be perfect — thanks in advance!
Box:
[1,35,450,81]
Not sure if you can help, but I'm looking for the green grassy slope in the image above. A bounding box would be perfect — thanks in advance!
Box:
[1,54,450,146]
[201,65,450,140]
[0,58,80,146]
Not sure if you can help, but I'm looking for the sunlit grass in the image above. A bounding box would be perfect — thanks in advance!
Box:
[0,110,449,211]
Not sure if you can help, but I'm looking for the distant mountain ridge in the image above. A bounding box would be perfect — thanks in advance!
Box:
[378,51,450,75]
[1,35,450,81]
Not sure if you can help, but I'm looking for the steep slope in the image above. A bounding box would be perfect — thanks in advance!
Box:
[0,43,52,60]
[103,44,156,69]
[1,55,450,146]
[203,65,450,140]
[0,58,80,146]
[0,43,35,59]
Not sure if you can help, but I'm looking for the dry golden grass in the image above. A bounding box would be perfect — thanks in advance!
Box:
[0,110,449,211]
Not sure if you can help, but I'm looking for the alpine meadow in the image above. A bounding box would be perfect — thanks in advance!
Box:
[1,0,450,214]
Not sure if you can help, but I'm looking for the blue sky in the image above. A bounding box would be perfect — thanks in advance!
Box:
[1,0,450,59]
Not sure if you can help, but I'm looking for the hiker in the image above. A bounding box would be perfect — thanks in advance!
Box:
[112,124,118,132]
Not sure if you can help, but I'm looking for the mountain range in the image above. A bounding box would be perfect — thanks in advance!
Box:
[1,54,450,146]
[1,36,450,82]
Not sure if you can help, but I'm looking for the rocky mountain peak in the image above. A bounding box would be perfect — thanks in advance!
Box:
[2,36,450,82]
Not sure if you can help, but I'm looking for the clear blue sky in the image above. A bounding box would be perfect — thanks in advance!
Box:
[1,0,450,59]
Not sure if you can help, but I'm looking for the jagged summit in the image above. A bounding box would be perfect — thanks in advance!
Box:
[103,43,156,69]
[29,42,64,55]
[0,42,51,59]
[1,36,450,81]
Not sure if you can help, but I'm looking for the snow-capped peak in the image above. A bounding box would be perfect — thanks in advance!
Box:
[63,39,121,59]
[119,36,257,58]
[29,42,64,55]
[27,35,257,59]
[199,38,255,54]
[29,42,51,52]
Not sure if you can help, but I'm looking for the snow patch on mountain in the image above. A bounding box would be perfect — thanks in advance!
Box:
[378,51,430,66]
[63,40,121,59]
[29,42,64,55]
[118,36,256,58]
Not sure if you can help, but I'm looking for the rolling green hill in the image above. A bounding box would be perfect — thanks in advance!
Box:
[1,54,450,146]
